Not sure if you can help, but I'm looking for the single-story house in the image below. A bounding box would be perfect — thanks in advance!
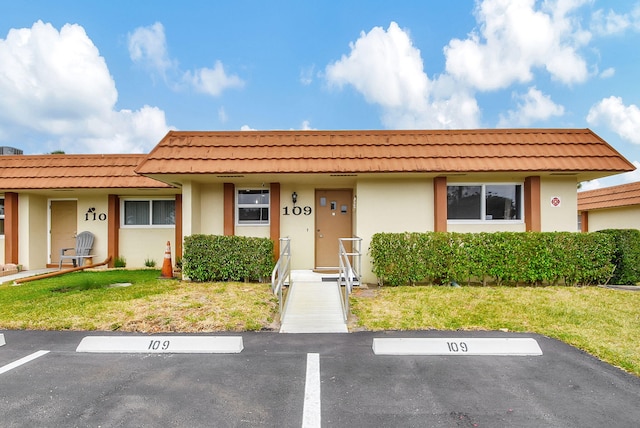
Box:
[1,128,635,283]
[578,181,640,232]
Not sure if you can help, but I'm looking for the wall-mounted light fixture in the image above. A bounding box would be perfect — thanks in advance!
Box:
[292,191,298,205]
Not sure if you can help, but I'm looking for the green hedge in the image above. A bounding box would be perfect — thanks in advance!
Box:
[182,234,275,282]
[370,232,615,286]
[597,229,640,285]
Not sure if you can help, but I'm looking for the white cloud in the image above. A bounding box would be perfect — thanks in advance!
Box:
[579,160,640,191]
[76,105,171,153]
[300,120,315,130]
[0,21,171,154]
[218,107,228,123]
[129,23,244,97]
[587,96,640,144]
[128,22,173,76]
[300,65,315,85]
[0,21,116,129]
[182,61,244,96]
[622,160,640,182]
[325,22,480,129]
[498,87,565,127]
[444,0,591,90]
[599,67,615,78]
[578,179,602,191]
[590,7,635,35]
[240,122,316,131]
[326,22,429,110]
[324,1,597,129]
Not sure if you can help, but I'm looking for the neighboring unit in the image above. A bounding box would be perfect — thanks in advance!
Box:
[578,181,640,232]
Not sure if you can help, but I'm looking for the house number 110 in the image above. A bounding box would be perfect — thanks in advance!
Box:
[283,206,312,216]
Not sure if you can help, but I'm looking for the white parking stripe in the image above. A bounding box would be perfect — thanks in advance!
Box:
[302,353,321,428]
[0,333,5,347]
[0,350,50,375]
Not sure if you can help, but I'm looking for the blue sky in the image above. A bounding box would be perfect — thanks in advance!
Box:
[1,1,640,189]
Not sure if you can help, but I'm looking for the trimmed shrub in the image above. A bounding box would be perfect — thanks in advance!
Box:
[370,231,615,287]
[183,234,275,282]
[597,229,640,285]
[370,232,419,286]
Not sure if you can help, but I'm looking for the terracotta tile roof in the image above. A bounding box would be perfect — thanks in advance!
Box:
[136,129,634,179]
[0,154,171,190]
[578,181,640,211]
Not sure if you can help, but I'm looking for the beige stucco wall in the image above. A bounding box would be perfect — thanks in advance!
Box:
[356,178,433,284]
[540,178,579,232]
[586,206,640,231]
[73,196,109,266]
[448,222,525,233]
[236,225,270,239]
[182,181,225,238]
[182,181,202,237]
[279,183,316,270]
[199,184,224,235]
[119,228,175,268]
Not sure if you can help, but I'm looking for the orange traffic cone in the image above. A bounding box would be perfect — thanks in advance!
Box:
[160,241,173,278]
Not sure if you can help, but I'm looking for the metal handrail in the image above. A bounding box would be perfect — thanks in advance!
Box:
[271,238,291,317]
[338,236,362,321]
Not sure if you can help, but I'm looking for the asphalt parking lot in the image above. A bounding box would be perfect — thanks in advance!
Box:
[1,330,639,427]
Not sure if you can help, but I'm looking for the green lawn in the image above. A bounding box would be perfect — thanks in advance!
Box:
[1,270,638,377]
[0,269,278,332]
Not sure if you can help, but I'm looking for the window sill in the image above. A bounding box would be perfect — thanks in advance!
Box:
[121,225,176,229]
[447,220,524,225]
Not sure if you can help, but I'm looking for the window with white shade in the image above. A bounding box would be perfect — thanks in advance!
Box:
[121,199,175,227]
[237,189,269,225]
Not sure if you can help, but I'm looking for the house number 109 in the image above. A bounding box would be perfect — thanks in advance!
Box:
[283,206,312,216]
[148,340,170,350]
[446,341,468,352]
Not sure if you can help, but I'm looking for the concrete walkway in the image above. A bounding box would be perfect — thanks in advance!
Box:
[279,272,348,333]
[0,268,58,285]
[600,284,640,291]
